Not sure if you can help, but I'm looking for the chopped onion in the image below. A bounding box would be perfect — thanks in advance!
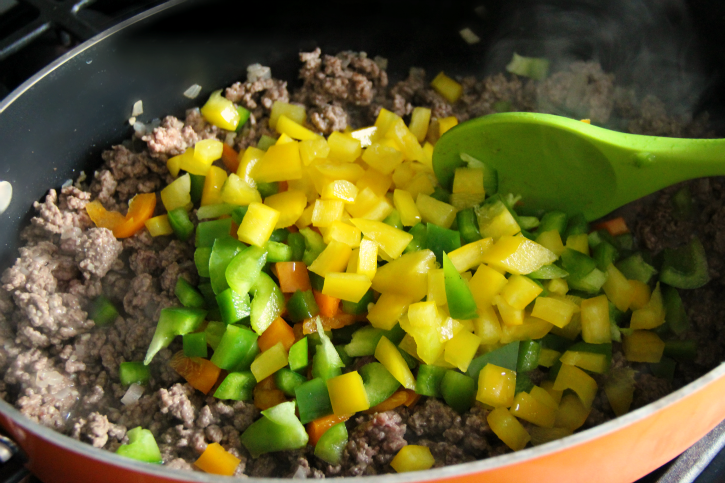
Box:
[132,100,143,117]
[225,132,237,146]
[184,84,202,99]
[121,383,144,405]
[61,179,73,188]
[128,116,136,125]
[133,122,146,136]
[247,63,271,83]
[460,28,481,45]
[0,181,11,215]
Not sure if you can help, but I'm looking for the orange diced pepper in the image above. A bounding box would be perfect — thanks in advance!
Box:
[313,289,340,317]
[258,317,296,352]
[591,217,629,237]
[194,442,241,476]
[221,144,240,173]
[276,262,312,293]
[302,313,357,334]
[364,389,409,414]
[86,200,126,230]
[169,351,221,395]
[306,414,351,446]
[253,376,287,410]
[113,193,157,238]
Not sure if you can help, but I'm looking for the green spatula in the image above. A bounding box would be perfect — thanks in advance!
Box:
[432,112,725,220]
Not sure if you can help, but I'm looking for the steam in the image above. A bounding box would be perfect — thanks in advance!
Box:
[480,0,708,127]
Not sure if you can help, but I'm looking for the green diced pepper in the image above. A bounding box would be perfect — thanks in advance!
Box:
[168,207,195,242]
[516,340,541,373]
[300,227,327,267]
[663,340,696,361]
[560,248,597,278]
[287,232,306,261]
[257,181,279,198]
[231,206,248,225]
[275,368,309,397]
[332,323,364,345]
[613,233,634,253]
[659,236,710,289]
[397,345,418,370]
[430,185,451,203]
[538,211,568,235]
[195,218,232,247]
[295,378,334,424]
[360,362,400,407]
[587,229,615,249]
[383,209,404,230]
[214,371,256,401]
[182,332,207,358]
[415,364,447,397]
[443,252,478,320]
[233,340,260,372]
[287,290,320,322]
[265,240,293,262]
[593,241,619,272]
[88,295,119,326]
[616,253,657,284]
[257,134,277,151]
[241,401,309,457]
[515,372,534,394]
[341,289,375,315]
[144,307,207,364]
[404,223,428,254]
[540,333,573,352]
[564,213,588,239]
[116,427,162,464]
[671,186,694,220]
[210,236,248,295]
[527,264,569,280]
[216,288,251,325]
[426,223,461,264]
[196,203,237,220]
[119,361,150,386]
[210,324,258,371]
[249,272,285,334]
[236,106,251,131]
[189,174,205,206]
[314,422,347,465]
[289,337,309,373]
[175,277,206,309]
[343,324,406,357]
[650,356,677,382]
[225,245,267,296]
[440,370,476,413]
[311,319,345,381]
[662,285,689,335]
[203,320,226,350]
[335,345,353,367]
[194,247,212,278]
[457,208,483,245]
[467,341,520,381]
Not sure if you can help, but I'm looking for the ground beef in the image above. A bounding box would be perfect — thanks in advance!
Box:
[342,411,407,475]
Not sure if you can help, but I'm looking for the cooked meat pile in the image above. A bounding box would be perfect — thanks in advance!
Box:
[0,49,720,477]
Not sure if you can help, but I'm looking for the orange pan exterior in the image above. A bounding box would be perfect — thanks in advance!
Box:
[2,363,725,483]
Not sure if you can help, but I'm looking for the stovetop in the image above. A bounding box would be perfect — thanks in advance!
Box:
[1,1,725,482]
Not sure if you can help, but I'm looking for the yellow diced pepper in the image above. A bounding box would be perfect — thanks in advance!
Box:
[408,107,432,142]
[477,204,521,241]
[449,192,488,211]
[312,199,345,227]
[275,133,295,145]
[375,336,416,390]
[630,283,665,330]
[269,101,305,129]
[356,168,392,197]
[393,189,422,227]
[604,367,636,416]
[554,393,590,431]
[487,407,530,451]
[236,146,265,187]
[308,240,352,277]
[403,173,436,200]
[469,264,508,309]
[398,334,421,361]
[299,137,330,166]
[350,126,377,148]
[473,305,502,345]
[264,190,307,228]
[421,142,435,168]
[371,249,436,302]
[559,351,608,373]
[452,167,485,194]
[538,348,562,368]
[447,238,494,273]
[540,380,563,405]
[315,162,366,183]
[529,427,573,446]
[510,391,556,428]
[399,317,445,365]
[622,330,665,362]
[408,301,439,328]
[437,315,464,343]
[322,272,372,303]
[392,162,416,189]
[372,108,401,140]
[327,132,362,163]
[629,280,652,310]
[350,218,413,260]
[477,363,516,408]
[275,114,319,141]
[426,268,447,306]
[357,237,378,279]
[194,138,224,164]
[602,264,633,312]
[346,187,393,221]
[565,233,589,255]
[385,118,425,162]
[200,90,240,131]
[178,145,214,176]
[500,275,543,310]
[535,230,565,256]
[390,445,435,473]
[368,292,412,330]
[438,116,459,135]
[530,296,579,328]
[237,202,280,247]
[327,371,370,415]
[250,342,288,382]
[167,153,182,178]
[550,312,582,340]
[145,214,174,237]
[500,315,553,344]
[481,235,558,275]
[221,173,262,206]
[431,72,463,103]
[201,166,228,207]
[545,277,569,295]
[321,179,358,204]
[295,203,315,229]
[529,385,559,411]
[194,442,241,476]
[161,173,191,212]
[553,364,598,409]
[444,330,482,372]
[323,220,361,248]
[580,294,611,344]
[416,193,457,229]
[361,142,403,175]
[495,295,524,326]
[253,141,302,183]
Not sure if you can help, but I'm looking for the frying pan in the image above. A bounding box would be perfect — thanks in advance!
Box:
[1,0,725,482]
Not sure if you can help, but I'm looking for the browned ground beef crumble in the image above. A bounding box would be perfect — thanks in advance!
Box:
[0,48,721,477]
